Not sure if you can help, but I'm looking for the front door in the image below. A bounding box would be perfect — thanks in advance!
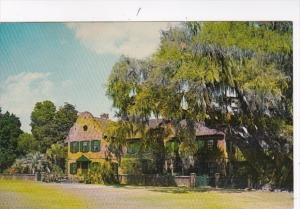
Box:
[79,161,89,174]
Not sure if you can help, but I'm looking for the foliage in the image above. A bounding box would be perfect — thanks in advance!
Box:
[0,109,23,172]
[10,149,67,180]
[46,143,67,171]
[31,101,57,153]
[120,157,143,175]
[31,101,77,153]
[51,164,64,177]
[17,133,38,155]
[104,120,133,169]
[196,144,224,162]
[143,126,172,174]
[106,22,292,188]
[165,141,179,159]
[84,161,117,184]
[10,152,50,174]
[85,163,103,184]
[54,103,78,142]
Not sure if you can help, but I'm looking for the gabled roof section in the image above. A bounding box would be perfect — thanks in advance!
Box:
[76,155,91,162]
[65,111,224,143]
[132,118,224,139]
[147,118,224,135]
[65,111,110,142]
[194,122,224,137]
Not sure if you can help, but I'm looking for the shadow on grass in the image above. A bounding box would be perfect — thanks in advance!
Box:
[148,187,209,194]
[149,187,249,194]
[100,183,248,194]
[111,184,193,193]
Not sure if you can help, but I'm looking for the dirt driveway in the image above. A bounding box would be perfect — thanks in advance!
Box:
[50,183,293,209]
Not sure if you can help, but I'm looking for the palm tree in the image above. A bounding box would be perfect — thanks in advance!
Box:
[46,143,66,169]
[25,152,48,174]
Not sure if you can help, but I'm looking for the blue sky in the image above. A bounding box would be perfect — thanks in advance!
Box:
[0,22,174,132]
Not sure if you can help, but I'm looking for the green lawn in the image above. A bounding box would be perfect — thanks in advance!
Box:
[0,179,84,209]
[132,187,293,209]
[0,179,293,209]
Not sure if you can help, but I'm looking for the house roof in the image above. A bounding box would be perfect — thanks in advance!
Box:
[65,112,225,143]
[66,111,108,142]
[194,122,224,137]
[147,118,224,137]
[76,155,91,162]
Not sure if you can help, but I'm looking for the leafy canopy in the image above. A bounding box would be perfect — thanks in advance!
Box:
[106,22,292,187]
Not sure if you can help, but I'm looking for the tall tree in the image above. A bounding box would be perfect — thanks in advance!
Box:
[17,133,38,156]
[31,101,57,153]
[54,103,78,143]
[0,108,23,172]
[107,22,293,188]
[143,126,170,174]
[31,101,78,153]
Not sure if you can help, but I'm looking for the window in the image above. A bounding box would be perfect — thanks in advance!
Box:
[70,163,77,174]
[197,140,205,150]
[83,125,88,131]
[91,140,100,152]
[80,141,90,152]
[207,140,214,151]
[70,142,79,153]
[127,142,140,154]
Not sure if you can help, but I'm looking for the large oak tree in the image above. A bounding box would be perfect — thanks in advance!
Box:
[107,22,292,188]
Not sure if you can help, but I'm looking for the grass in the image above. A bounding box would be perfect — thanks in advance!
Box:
[0,179,85,209]
[0,179,294,209]
[132,187,293,209]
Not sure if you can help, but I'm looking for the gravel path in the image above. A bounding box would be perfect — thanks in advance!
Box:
[51,183,171,209]
[1,181,292,209]
[0,192,27,209]
[48,183,293,209]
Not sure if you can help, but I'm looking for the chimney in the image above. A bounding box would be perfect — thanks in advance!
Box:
[100,113,109,120]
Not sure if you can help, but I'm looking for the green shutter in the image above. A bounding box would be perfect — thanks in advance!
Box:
[97,140,101,151]
[91,140,94,151]
[75,142,79,152]
[80,141,83,152]
[70,142,74,153]
[86,141,90,152]
[70,163,77,174]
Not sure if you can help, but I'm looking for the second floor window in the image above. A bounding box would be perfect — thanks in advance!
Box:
[70,142,79,153]
[80,141,90,152]
[91,140,100,152]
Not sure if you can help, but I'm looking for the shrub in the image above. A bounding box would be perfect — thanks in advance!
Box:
[120,158,156,174]
[120,158,142,175]
[10,152,50,174]
[84,161,117,184]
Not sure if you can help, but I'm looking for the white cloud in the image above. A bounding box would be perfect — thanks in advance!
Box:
[0,72,56,132]
[66,22,178,58]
